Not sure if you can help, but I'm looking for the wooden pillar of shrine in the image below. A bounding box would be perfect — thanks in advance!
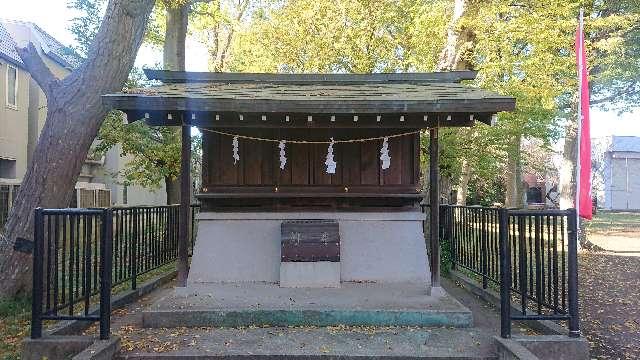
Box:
[429,126,440,289]
[177,116,191,286]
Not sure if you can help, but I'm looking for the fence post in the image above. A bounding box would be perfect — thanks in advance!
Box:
[567,208,580,338]
[99,208,113,340]
[498,208,511,338]
[131,208,138,290]
[30,208,44,339]
[447,206,455,270]
[481,209,488,289]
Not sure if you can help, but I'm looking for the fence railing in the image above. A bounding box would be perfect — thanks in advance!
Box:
[31,204,200,340]
[31,208,113,340]
[442,205,579,338]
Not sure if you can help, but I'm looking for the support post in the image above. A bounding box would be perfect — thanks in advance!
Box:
[177,120,191,286]
[429,127,440,289]
[99,208,113,340]
[30,208,44,339]
[131,208,138,290]
[498,208,511,338]
[567,208,581,337]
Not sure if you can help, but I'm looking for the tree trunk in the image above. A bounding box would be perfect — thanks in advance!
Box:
[436,0,472,71]
[559,116,578,210]
[436,0,474,206]
[165,176,180,205]
[456,159,471,205]
[0,0,155,297]
[163,4,188,71]
[162,4,188,205]
[505,135,524,208]
[163,2,191,285]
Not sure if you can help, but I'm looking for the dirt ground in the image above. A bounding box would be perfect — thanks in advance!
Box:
[580,212,640,360]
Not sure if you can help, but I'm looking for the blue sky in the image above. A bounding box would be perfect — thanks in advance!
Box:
[5,0,639,139]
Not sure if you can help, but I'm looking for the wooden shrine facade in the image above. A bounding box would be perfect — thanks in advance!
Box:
[103,69,516,287]
[200,128,420,211]
[103,69,515,212]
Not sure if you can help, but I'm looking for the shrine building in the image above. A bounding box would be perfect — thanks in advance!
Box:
[103,70,515,305]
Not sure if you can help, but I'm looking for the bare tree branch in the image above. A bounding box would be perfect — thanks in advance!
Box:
[16,43,59,97]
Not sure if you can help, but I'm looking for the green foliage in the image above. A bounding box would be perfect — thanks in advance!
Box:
[68,0,191,193]
[68,0,640,205]
[228,0,440,73]
[67,0,107,56]
[94,116,181,189]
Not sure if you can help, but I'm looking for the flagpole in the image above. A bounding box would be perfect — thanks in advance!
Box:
[575,8,584,239]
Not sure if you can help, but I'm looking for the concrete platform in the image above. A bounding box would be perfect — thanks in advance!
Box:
[142,283,473,328]
[118,326,496,359]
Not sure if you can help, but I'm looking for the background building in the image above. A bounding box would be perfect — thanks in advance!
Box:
[602,136,640,210]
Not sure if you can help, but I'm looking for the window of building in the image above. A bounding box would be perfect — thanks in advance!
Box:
[0,185,9,229]
[6,65,18,109]
[0,159,17,179]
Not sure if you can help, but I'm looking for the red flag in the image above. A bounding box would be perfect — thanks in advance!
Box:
[576,12,592,220]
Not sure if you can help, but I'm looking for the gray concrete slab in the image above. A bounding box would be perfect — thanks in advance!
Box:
[118,326,496,359]
[142,283,472,328]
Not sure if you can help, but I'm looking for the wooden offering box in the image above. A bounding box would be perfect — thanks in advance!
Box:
[280,220,341,288]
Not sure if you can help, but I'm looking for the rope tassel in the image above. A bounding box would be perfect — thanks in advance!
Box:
[278,140,287,170]
[380,137,391,170]
[232,136,240,165]
[325,137,337,174]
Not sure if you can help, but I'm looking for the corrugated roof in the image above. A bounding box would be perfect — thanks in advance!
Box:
[105,81,516,116]
[103,70,516,128]
[609,136,640,153]
[0,23,23,66]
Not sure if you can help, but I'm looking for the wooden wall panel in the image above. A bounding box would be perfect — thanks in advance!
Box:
[243,139,262,185]
[342,142,360,185]
[202,129,418,190]
[290,142,309,185]
[360,139,380,185]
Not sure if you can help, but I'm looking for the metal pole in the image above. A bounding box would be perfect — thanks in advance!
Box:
[498,208,511,338]
[448,206,454,270]
[575,9,584,242]
[481,210,488,289]
[429,126,441,288]
[99,208,113,340]
[31,208,44,339]
[567,208,581,337]
[131,208,138,290]
[177,119,191,286]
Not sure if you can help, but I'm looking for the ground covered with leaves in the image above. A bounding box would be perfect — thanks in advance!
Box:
[0,297,30,360]
[580,212,640,360]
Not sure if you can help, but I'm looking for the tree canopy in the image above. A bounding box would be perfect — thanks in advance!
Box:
[69,0,640,206]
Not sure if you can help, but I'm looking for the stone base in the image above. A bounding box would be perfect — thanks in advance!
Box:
[143,282,472,328]
[280,261,340,288]
[188,211,429,286]
[119,326,495,359]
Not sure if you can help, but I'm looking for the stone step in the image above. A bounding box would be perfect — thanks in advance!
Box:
[142,283,473,328]
[117,326,497,360]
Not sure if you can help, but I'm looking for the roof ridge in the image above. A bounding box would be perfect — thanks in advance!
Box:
[0,19,82,69]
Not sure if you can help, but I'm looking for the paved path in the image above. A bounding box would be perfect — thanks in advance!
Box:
[81,278,530,358]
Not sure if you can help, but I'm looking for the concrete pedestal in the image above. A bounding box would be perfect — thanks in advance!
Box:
[280,261,340,288]
[188,211,429,287]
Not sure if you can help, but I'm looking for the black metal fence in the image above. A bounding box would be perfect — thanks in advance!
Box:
[443,205,579,338]
[31,204,200,340]
[31,208,113,340]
